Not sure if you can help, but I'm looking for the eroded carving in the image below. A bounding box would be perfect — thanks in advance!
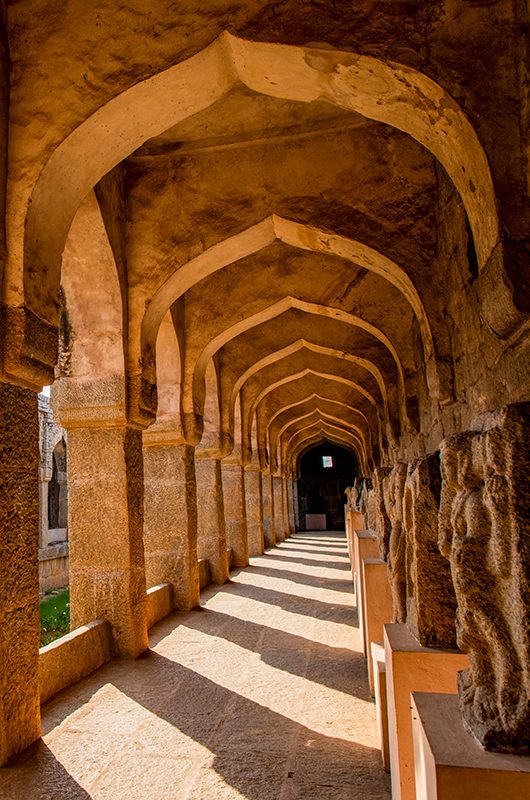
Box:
[439,403,530,753]
[371,466,391,559]
[385,464,408,623]
[403,452,457,647]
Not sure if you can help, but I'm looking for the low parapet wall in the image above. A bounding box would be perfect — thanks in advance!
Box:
[39,619,112,704]
[146,583,173,629]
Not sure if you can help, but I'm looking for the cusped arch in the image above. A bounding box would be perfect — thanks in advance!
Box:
[292,435,360,478]
[190,296,404,418]
[263,392,373,454]
[271,408,368,469]
[225,338,391,438]
[23,32,497,338]
[244,368,383,460]
[285,422,368,475]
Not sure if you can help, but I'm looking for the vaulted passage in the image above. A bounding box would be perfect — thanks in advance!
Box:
[1,5,529,796]
[0,532,390,800]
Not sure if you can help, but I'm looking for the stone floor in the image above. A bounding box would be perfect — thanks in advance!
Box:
[0,531,391,799]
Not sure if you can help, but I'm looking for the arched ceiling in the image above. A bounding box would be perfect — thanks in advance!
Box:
[28,31,503,471]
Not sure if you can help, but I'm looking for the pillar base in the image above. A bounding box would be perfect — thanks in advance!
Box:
[384,622,469,800]
[371,641,390,773]
[353,530,379,637]
[362,558,393,692]
[411,692,530,800]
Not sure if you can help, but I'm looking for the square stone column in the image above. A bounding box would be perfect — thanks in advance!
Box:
[384,623,469,800]
[287,478,296,535]
[411,692,530,800]
[67,424,149,659]
[282,476,291,537]
[38,473,50,548]
[195,456,229,584]
[143,437,200,611]
[244,466,264,556]
[221,461,249,568]
[262,472,275,548]
[0,384,41,765]
[273,475,284,542]
[293,480,299,531]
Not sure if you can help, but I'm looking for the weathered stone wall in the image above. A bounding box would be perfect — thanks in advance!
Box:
[38,543,68,594]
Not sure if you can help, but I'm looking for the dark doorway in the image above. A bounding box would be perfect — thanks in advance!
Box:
[297,442,358,531]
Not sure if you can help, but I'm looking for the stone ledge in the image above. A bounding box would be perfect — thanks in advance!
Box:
[39,542,69,560]
[411,692,530,799]
[39,619,112,704]
[146,583,173,630]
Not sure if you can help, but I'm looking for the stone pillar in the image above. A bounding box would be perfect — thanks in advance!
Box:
[38,470,50,548]
[293,479,299,531]
[383,463,408,623]
[66,423,149,658]
[262,472,275,548]
[281,476,290,538]
[195,456,229,584]
[273,475,284,542]
[221,460,249,568]
[56,468,68,529]
[244,466,264,556]
[286,477,295,537]
[143,432,200,611]
[0,383,41,765]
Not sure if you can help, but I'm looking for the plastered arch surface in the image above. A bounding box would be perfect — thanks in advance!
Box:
[23,31,498,327]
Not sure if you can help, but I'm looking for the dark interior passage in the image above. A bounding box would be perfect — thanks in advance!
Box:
[297,442,357,531]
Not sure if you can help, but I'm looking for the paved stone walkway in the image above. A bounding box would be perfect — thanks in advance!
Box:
[0,532,391,799]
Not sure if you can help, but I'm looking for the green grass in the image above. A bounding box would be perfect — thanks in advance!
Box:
[40,588,70,647]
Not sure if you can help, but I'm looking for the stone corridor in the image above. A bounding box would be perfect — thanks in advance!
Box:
[0,532,389,800]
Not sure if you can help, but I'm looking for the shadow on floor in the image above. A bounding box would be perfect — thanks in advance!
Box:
[244,564,353,592]
[0,741,92,799]
[171,606,369,698]
[215,580,358,628]
[31,652,388,800]
[260,552,352,571]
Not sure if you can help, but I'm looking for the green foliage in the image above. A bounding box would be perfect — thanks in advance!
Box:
[40,589,70,647]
